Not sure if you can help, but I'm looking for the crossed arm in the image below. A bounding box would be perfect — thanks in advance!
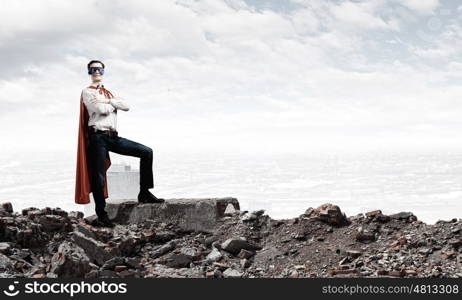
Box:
[82,90,130,114]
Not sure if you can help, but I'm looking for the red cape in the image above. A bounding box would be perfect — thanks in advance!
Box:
[75,90,111,204]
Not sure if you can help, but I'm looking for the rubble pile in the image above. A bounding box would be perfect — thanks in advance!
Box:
[0,201,461,278]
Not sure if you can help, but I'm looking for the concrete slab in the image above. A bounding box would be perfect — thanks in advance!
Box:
[105,197,240,233]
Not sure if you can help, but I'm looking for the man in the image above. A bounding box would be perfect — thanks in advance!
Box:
[75,60,164,227]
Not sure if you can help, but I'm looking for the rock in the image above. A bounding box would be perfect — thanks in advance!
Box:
[1,202,13,214]
[145,264,203,278]
[151,241,176,259]
[376,214,391,223]
[84,270,100,278]
[224,204,237,216]
[205,248,222,263]
[212,262,230,270]
[289,270,299,278]
[304,207,314,217]
[0,253,14,271]
[180,247,201,260]
[118,236,140,256]
[241,213,257,222]
[237,249,255,259]
[448,238,462,248]
[125,257,141,269]
[84,215,99,225]
[254,247,284,263]
[101,257,125,271]
[204,236,219,247]
[240,259,251,269]
[119,269,137,278]
[74,224,101,241]
[205,271,215,278]
[366,210,382,218]
[346,250,362,258]
[309,203,349,226]
[389,212,415,221]
[51,208,68,218]
[0,243,11,254]
[152,231,176,244]
[253,210,265,217]
[114,265,128,272]
[50,241,92,278]
[418,248,432,255]
[388,270,404,277]
[100,270,119,278]
[356,232,375,242]
[223,268,243,278]
[69,211,84,219]
[72,231,115,265]
[106,198,240,233]
[331,268,358,275]
[221,238,261,255]
[356,227,376,242]
[165,254,192,268]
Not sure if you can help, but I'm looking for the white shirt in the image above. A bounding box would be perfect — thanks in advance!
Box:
[82,86,129,131]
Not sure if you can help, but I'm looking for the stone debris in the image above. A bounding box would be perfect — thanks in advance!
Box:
[304,203,349,226]
[221,238,261,255]
[0,201,460,278]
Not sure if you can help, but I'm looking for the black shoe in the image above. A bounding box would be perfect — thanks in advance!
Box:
[96,214,115,228]
[138,190,165,203]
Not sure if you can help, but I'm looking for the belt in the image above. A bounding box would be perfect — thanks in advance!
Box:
[89,127,118,137]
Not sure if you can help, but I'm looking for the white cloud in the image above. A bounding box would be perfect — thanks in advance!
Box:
[0,0,461,155]
[398,0,440,15]
[330,1,398,30]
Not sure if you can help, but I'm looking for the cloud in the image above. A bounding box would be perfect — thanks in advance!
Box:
[398,0,440,15]
[1,0,462,155]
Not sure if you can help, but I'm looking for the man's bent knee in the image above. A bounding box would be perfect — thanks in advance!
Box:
[141,146,153,158]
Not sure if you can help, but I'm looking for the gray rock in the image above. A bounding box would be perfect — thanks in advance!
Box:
[389,212,414,220]
[253,210,265,217]
[106,198,240,233]
[99,270,119,278]
[72,231,114,265]
[1,202,13,214]
[75,224,99,241]
[205,248,223,263]
[50,241,92,278]
[69,211,84,219]
[204,236,219,247]
[125,257,141,269]
[165,254,192,268]
[0,253,13,271]
[145,264,203,278]
[180,247,201,260]
[152,231,176,244]
[101,257,125,271]
[237,249,255,259]
[38,215,69,232]
[221,238,261,255]
[254,247,284,263]
[151,241,176,259]
[223,268,243,278]
[224,204,237,216]
[0,243,11,254]
[241,213,257,222]
[346,249,362,258]
[449,238,462,248]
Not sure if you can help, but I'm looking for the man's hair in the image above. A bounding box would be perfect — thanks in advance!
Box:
[87,60,105,69]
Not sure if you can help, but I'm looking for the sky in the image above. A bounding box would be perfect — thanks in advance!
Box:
[1,0,462,155]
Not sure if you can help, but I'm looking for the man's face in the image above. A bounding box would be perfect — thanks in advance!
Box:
[89,62,104,82]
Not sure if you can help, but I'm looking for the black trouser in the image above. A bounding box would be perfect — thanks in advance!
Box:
[88,131,154,217]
